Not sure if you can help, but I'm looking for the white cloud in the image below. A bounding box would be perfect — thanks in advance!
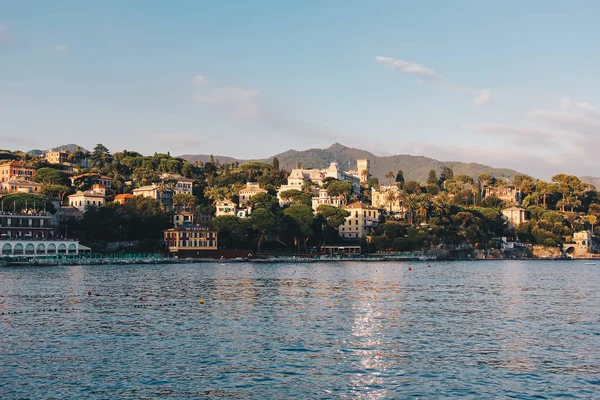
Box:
[194,75,206,84]
[374,56,441,81]
[473,89,491,106]
[375,56,491,106]
[55,45,69,53]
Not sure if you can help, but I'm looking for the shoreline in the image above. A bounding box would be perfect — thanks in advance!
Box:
[1,255,597,267]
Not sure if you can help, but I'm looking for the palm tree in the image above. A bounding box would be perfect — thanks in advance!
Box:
[399,192,418,225]
[384,189,398,214]
[416,194,431,223]
[385,171,394,187]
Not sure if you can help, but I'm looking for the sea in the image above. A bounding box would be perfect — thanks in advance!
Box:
[1,261,599,399]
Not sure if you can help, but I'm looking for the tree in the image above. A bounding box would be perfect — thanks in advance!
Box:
[384,189,398,214]
[172,193,197,211]
[40,184,70,204]
[585,214,598,232]
[32,167,67,186]
[283,204,314,252]
[404,180,421,194]
[0,193,56,214]
[395,170,405,186]
[316,205,350,244]
[249,209,276,253]
[279,190,311,207]
[440,166,454,182]
[326,181,353,201]
[272,157,280,172]
[427,170,438,185]
[91,143,111,168]
[250,192,279,210]
[385,171,395,186]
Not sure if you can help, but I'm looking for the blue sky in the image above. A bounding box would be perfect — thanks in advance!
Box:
[1,0,599,179]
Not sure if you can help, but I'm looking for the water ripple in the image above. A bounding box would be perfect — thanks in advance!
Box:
[1,261,599,398]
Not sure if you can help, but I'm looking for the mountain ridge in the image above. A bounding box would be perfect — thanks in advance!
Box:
[179,143,525,183]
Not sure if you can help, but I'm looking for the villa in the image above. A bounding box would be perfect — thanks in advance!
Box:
[502,206,529,229]
[0,161,36,182]
[161,173,193,195]
[238,182,267,205]
[0,179,42,194]
[339,202,380,240]
[371,185,405,216]
[68,184,108,212]
[311,188,345,211]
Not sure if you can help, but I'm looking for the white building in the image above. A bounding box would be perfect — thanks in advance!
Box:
[238,182,267,205]
[502,206,528,229]
[133,184,174,211]
[276,160,362,205]
[70,173,113,189]
[1,179,42,194]
[68,184,108,212]
[311,188,344,211]
[215,199,237,217]
[371,185,405,215]
[161,173,193,195]
[339,202,380,240]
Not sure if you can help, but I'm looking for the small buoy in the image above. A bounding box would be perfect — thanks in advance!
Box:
[428,265,431,268]
[87,291,92,296]
[199,298,205,304]
[408,267,412,271]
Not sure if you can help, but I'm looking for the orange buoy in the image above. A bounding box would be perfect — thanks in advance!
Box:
[408,267,412,271]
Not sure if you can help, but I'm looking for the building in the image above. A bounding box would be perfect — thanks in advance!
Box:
[485,187,522,204]
[215,199,237,217]
[161,173,193,195]
[45,150,70,164]
[59,206,84,220]
[311,188,344,211]
[164,226,218,257]
[173,211,195,227]
[0,161,36,182]
[238,182,268,205]
[70,173,113,189]
[0,179,42,194]
[236,208,252,218]
[114,193,135,205]
[502,206,529,229]
[357,159,370,183]
[0,210,85,256]
[371,185,405,215]
[568,231,597,257]
[132,185,174,211]
[323,162,361,191]
[276,160,362,205]
[339,202,380,239]
[196,212,213,228]
[68,184,108,212]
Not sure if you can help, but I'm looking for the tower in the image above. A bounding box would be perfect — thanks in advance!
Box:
[357,159,370,183]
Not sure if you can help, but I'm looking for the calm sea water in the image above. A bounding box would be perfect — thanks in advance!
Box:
[1,261,599,399]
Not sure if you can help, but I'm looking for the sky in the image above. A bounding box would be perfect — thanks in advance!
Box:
[1,0,599,179]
